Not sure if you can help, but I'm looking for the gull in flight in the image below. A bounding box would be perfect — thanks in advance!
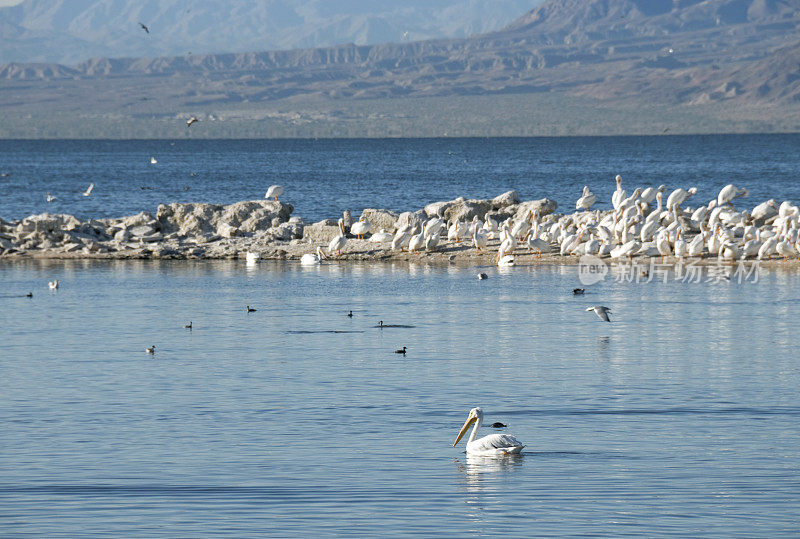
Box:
[139,22,149,34]
[82,183,94,197]
[586,305,612,322]
[187,117,199,127]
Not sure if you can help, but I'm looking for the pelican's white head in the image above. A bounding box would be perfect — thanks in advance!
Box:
[453,407,484,447]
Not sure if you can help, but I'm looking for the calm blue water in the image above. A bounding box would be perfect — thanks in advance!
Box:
[2,135,800,222]
[1,259,799,537]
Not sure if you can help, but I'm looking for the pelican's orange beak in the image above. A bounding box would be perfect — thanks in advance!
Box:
[453,413,477,447]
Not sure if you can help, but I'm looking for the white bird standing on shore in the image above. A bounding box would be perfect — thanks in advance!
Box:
[328,218,347,256]
[717,184,748,206]
[453,407,524,456]
[612,175,626,210]
[666,187,698,210]
[350,216,371,239]
[82,183,94,197]
[265,185,284,201]
[576,186,596,211]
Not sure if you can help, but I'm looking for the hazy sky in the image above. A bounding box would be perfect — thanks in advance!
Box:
[0,0,23,5]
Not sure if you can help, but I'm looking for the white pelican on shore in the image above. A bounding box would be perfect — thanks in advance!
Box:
[576,186,596,211]
[392,225,411,251]
[245,251,260,264]
[473,226,487,253]
[265,185,284,201]
[666,187,698,210]
[328,219,347,256]
[300,246,327,265]
[408,225,426,253]
[453,407,524,456]
[717,184,748,206]
[612,174,626,210]
[350,216,371,239]
[370,229,394,243]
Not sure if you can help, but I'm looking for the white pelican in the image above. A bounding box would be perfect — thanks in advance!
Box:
[612,174,626,210]
[640,184,666,205]
[666,187,698,210]
[370,229,394,243]
[758,236,778,259]
[245,251,260,264]
[328,219,347,256]
[576,186,596,211]
[473,227,487,253]
[586,305,612,322]
[48,280,59,290]
[752,199,778,222]
[497,254,515,267]
[392,225,411,251]
[408,226,426,253]
[150,157,157,164]
[300,247,327,265]
[717,184,748,206]
[82,183,94,197]
[265,185,284,201]
[453,408,524,456]
[350,216,371,239]
[425,231,440,252]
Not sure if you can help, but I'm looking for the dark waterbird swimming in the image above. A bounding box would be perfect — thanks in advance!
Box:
[394,346,407,355]
[184,322,192,330]
[347,310,353,317]
[247,305,257,313]
[573,288,585,295]
[490,422,507,428]
[376,320,416,328]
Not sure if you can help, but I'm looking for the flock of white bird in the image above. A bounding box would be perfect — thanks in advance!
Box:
[45,176,798,270]
[301,175,800,267]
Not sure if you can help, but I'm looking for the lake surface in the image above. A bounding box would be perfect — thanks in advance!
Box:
[2,135,800,222]
[2,259,799,537]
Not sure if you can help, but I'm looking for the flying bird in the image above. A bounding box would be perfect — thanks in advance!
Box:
[139,22,149,34]
[82,183,94,197]
[586,305,612,322]
[186,117,199,127]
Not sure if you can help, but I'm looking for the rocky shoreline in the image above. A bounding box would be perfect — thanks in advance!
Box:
[0,191,555,262]
[1,189,798,270]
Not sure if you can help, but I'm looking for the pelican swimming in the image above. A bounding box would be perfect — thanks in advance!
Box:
[301,247,327,265]
[453,407,524,456]
[328,218,347,256]
[150,157,157,164]
[265,185,284,201]
[48,280,59,290]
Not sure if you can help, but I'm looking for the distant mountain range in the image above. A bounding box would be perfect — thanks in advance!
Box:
[0,0,541,64]
[1,0,799,137]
